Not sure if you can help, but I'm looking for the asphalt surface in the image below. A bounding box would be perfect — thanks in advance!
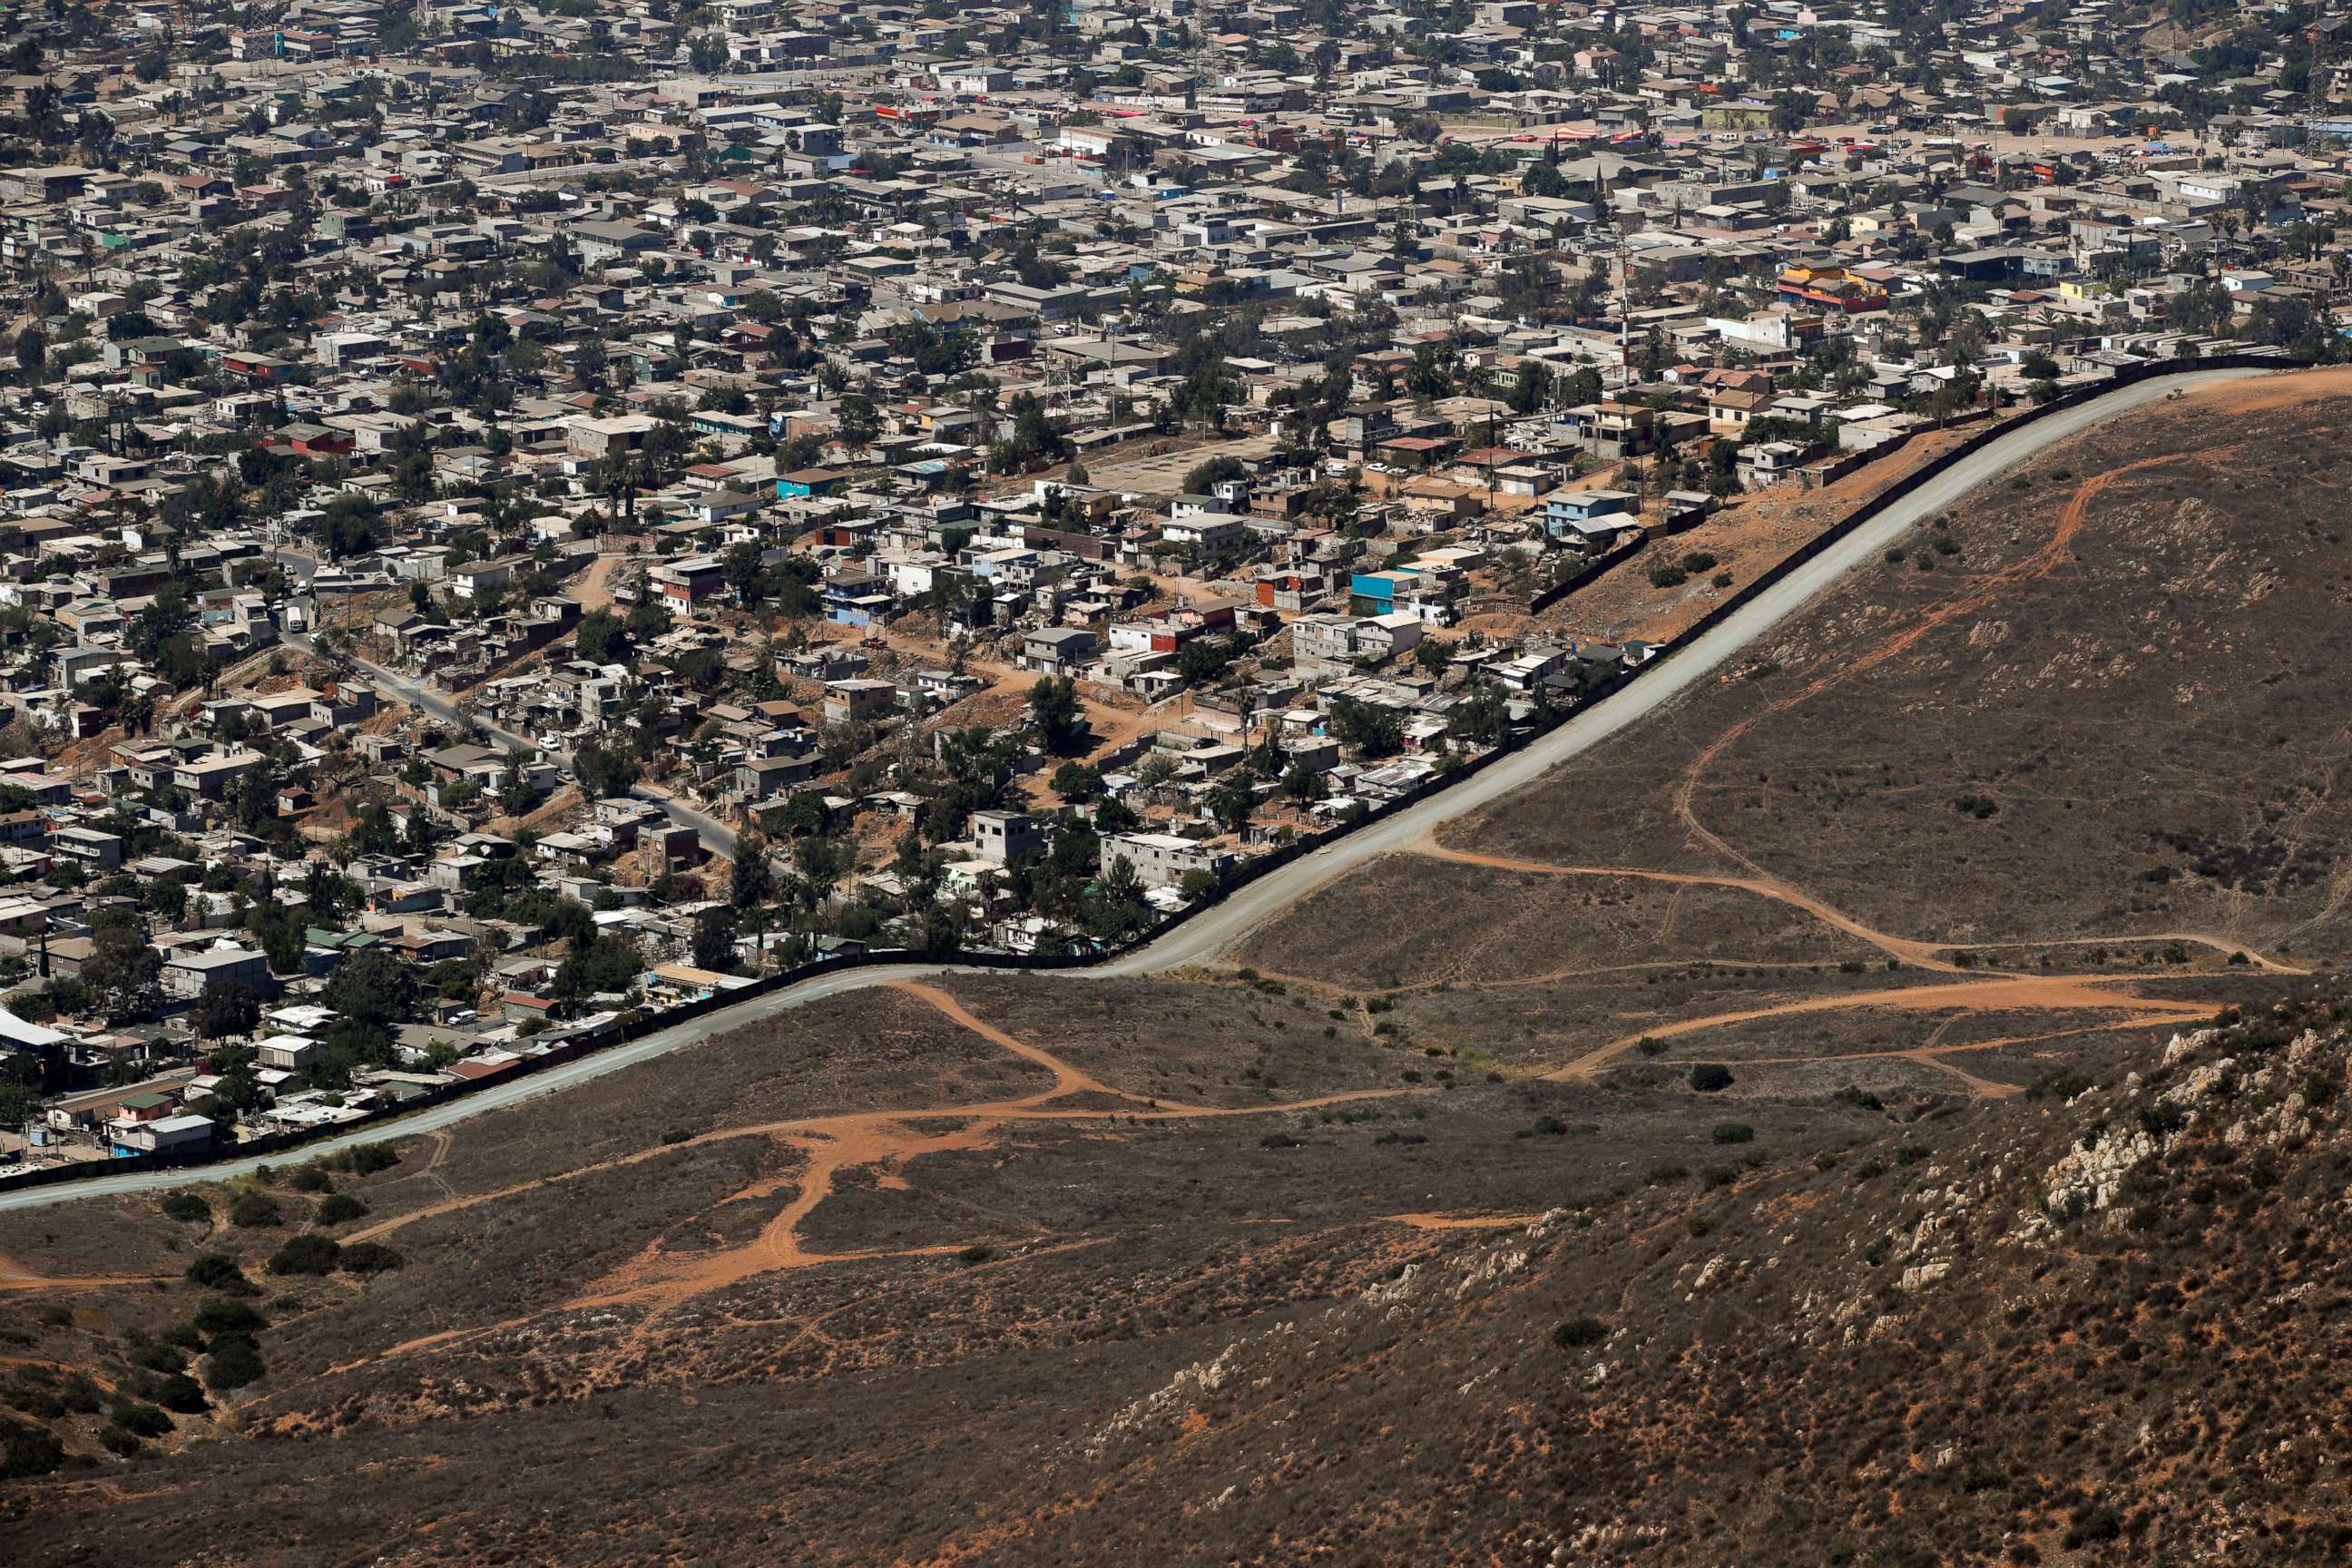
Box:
[0,367,2267,1213]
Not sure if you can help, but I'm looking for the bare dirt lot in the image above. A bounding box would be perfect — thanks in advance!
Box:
[1074,432,1282,496]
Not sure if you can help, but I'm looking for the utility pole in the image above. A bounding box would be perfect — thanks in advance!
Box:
[1617,244,1631,385]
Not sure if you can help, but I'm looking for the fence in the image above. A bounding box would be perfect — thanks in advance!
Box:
[8,353,2299,1195]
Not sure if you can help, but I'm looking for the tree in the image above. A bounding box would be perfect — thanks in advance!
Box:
[323,949,416,1036]
[723,539,767,605]
[691,906,740,973]
[246,899,308,975]
[13,326,44,382]
[192,979,260,1042]
[791,834,852,907]
[83,911,162,1021]
[318,494,383,560]
[1027,677,1088,756]
[687,32,729,73]
[204,1044,271,1117]
[1690,1063,1735,1093]
[556,932,642,1004]
[573,742,641,798]
[1330,697,1404,757]
[1446,682,1514,748]
[837,391,880,450]
[1051,760,1103,801]
[574,609,630,665]
[1182,455,1250,495]
[1208,769,1256,834]
[1507,359,1553,415]
[730,834,776,911]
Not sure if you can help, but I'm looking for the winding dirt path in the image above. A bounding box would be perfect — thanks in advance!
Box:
[1421,844,1959,970]
[1418,844,2307,980]
[0,1248,172,1294]
[1542,973,2213,1083]
[365,983,1410,1360]
[1667,449,2210,888]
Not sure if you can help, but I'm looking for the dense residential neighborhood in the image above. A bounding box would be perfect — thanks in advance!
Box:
[0,0,2337,1176]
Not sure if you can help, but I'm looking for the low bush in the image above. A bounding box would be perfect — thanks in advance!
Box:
[313,1193,368,1227]
[183,1255,256,1296]
[191,1298,267,1338]
[227,1192,282,1229]
[337,1242,404,1276]
[107,1401,172,1439]
[1553,1316,1608,1348]
[203,1336,265,1391]
[268,1235,342,1277]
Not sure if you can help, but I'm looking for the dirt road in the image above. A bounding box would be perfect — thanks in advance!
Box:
[362,982,1408,1349]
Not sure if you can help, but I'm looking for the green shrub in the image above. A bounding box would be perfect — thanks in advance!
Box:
[267,1234,342,1277]
[320,1142,400,1177]
[1553,1316,1608,1348]
[203,1336,265,1391]
[337,1242,403,1276]
[1710,1122,1755,1144]
[1689,1063,1734,1093]
[314,1193,368,1227]
[227,1192,282,1229]
[159,1192,211,1225]
[130,1341,186,1375]
[191,1298,267,1338]
[132,1372,207,1415]
[1959,1463,2009,1494]
[183,1254,256,1296]
[107,1401,172,1439]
